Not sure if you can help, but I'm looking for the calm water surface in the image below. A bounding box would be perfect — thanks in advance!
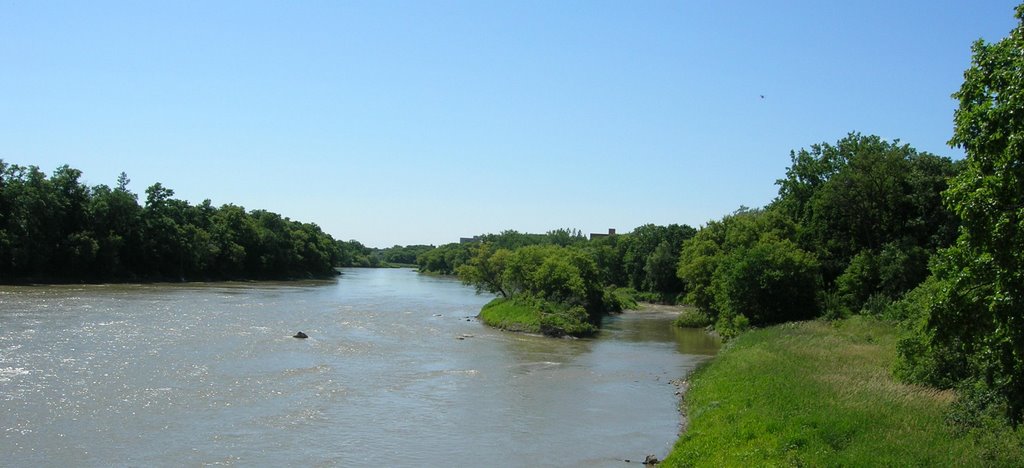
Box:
[1,268,717,466]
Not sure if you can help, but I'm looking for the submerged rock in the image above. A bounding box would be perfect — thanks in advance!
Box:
[293,331,308,339]
[643,454,659,465]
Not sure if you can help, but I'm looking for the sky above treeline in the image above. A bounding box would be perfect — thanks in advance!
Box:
[2,1,1020,248]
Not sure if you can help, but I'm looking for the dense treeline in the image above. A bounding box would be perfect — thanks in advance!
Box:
[335,241,436,268]
[416,226,697,336]
[677,134,961,335]
[417,226,696,300]
[380,244,435,265]
[0,162,341,282]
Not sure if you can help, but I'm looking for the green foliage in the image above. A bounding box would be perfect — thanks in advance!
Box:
[458,243,608,321]
[457,232,698,335]
[713,312,750,339]
[423,225,696,303]
[673,308,712,328]
[477,296,597,337]
[678,209,820,329]
[416,229,586,276]
[774,133,958,283]
[380,244,434,265]
[713,237,820,327]
[643,241,683,298]
[676,234,722,313]
[770,133,959,325]
[834,250,879,314]
[946,382,1020,439]
[478,297,540,333]
[543,227,588,247]
[580,234,626,287]
[336,239,376,267]
[0,161,341,282]
[415,242,470,274]
[538,303,596,337]
[456,242,514,297]
[602,287,639,312]
[619,223,696,294]
[892,269,974,390]
[900,5,1024,426]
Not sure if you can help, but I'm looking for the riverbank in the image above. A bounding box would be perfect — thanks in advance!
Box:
[662,316,1024,466]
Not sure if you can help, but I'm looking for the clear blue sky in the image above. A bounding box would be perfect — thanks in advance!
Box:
[2,1,1019,247]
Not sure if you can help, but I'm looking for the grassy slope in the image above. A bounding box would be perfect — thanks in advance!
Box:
[663,317,1024,467]
[478,296,596,337]
[478,297,541,333]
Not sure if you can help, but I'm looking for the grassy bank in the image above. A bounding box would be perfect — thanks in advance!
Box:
[478,296,596,337]
[663,317,1024,466]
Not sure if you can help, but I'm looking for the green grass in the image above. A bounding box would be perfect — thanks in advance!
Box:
[479,297,541,333]
[477,296,596,337]
[663,316,1024,467]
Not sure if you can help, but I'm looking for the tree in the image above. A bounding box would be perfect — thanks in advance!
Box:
[677,208,818,331]
[644,241,683,297]
[456,243,512,297]
[774,134,958,283]
[620,223,696,294]
[921,4,1024,425]
[712,237,820,327]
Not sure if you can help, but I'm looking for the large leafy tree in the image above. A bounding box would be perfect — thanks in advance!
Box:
[772,134,958,318]
[926,4,1024,425]
[677,208,819,333]
[774,133,958,283]
[620,223,696,293]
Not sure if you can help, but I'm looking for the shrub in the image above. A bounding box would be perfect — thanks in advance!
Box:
[674,308,713,328]
[603,287,638,312]
[891,276,970,389]
[715,313,750,339]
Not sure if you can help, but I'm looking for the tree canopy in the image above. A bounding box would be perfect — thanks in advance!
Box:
[0,161,342,282]
[899,5,1024,425]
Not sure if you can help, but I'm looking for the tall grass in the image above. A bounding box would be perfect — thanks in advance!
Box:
[663,317,1024,466]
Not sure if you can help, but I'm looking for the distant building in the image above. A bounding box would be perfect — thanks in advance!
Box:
[459,236,481,244]
[589,228,616,241]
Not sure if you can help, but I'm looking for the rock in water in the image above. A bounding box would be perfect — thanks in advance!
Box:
[643,454,659,465]
[293,331,308,339]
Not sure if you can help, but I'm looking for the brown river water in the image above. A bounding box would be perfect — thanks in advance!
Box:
[0,268,718,467]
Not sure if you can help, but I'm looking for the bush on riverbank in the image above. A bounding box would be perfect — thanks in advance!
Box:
[604,287,639,312]
[478,296,597,337]
[662,317,1024,467]
[672,308,712,328]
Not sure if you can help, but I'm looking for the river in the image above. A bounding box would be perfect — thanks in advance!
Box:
[0,268,718,467]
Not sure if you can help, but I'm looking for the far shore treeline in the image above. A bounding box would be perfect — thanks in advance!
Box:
[0,163,351,282]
